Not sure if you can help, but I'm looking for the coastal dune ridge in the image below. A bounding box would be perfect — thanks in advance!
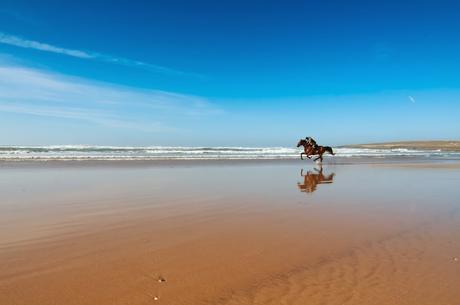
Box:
[344,140,460,151]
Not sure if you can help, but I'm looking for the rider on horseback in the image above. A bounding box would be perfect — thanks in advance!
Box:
[297,136,334,162]
[305,137,318,150]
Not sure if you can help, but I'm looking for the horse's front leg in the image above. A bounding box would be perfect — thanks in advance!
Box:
[300,152,304,160]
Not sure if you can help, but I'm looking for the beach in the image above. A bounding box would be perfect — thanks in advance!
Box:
[2,0,460,303]
[1,159,459,305]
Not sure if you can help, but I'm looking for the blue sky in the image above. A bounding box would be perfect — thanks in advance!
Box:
[0,0,459,146]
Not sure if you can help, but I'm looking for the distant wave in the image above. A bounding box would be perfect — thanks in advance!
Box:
[1,145,459,161]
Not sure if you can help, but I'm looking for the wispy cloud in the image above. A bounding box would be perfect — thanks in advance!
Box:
[0,32,91,58]
[0,32,200,76]
[0,103,172,132]
[408,95,416,103]
[0,63,219,132]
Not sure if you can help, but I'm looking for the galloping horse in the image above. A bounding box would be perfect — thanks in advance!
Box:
[297,138,335,162]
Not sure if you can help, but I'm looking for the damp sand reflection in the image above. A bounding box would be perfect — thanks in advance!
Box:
[297,167,335,194]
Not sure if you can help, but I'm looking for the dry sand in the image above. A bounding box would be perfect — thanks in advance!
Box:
[1,160,459,305]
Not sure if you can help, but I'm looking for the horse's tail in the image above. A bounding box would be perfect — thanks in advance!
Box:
[325,146,335,155]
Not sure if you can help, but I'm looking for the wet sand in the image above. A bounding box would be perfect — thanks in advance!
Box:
[1,160,459,305]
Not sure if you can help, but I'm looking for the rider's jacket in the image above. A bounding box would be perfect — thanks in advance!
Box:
[306,137,318,149]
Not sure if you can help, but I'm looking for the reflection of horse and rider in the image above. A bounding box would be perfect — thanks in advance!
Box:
[297,167,335,194]
[297,136,334,162]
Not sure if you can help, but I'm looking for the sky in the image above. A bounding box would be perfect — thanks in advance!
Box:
[0,0,459,146]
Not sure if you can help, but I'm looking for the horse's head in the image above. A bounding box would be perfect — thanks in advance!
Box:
[297,139,306,147]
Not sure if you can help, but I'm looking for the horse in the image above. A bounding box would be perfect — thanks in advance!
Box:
[296,138,335,162]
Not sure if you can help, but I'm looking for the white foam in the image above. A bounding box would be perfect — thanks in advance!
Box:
[0,145,458,161]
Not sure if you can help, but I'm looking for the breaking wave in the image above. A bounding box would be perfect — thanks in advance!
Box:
[0,145,459,161]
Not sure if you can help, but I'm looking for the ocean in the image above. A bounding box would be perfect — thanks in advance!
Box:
[1,145,459,161]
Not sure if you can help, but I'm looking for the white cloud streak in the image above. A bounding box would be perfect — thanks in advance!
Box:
[0,103,172,132]
[0,32,91,58]
[0,32,199,76]
[0,63,219,132]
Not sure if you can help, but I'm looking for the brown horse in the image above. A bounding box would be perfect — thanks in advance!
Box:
[296,138,335,162]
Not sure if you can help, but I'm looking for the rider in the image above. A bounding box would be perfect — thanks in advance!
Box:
[305,137,319,150]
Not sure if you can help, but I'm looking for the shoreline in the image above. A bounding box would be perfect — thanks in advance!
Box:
[1,156,460,169]
[1,143,460,162]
